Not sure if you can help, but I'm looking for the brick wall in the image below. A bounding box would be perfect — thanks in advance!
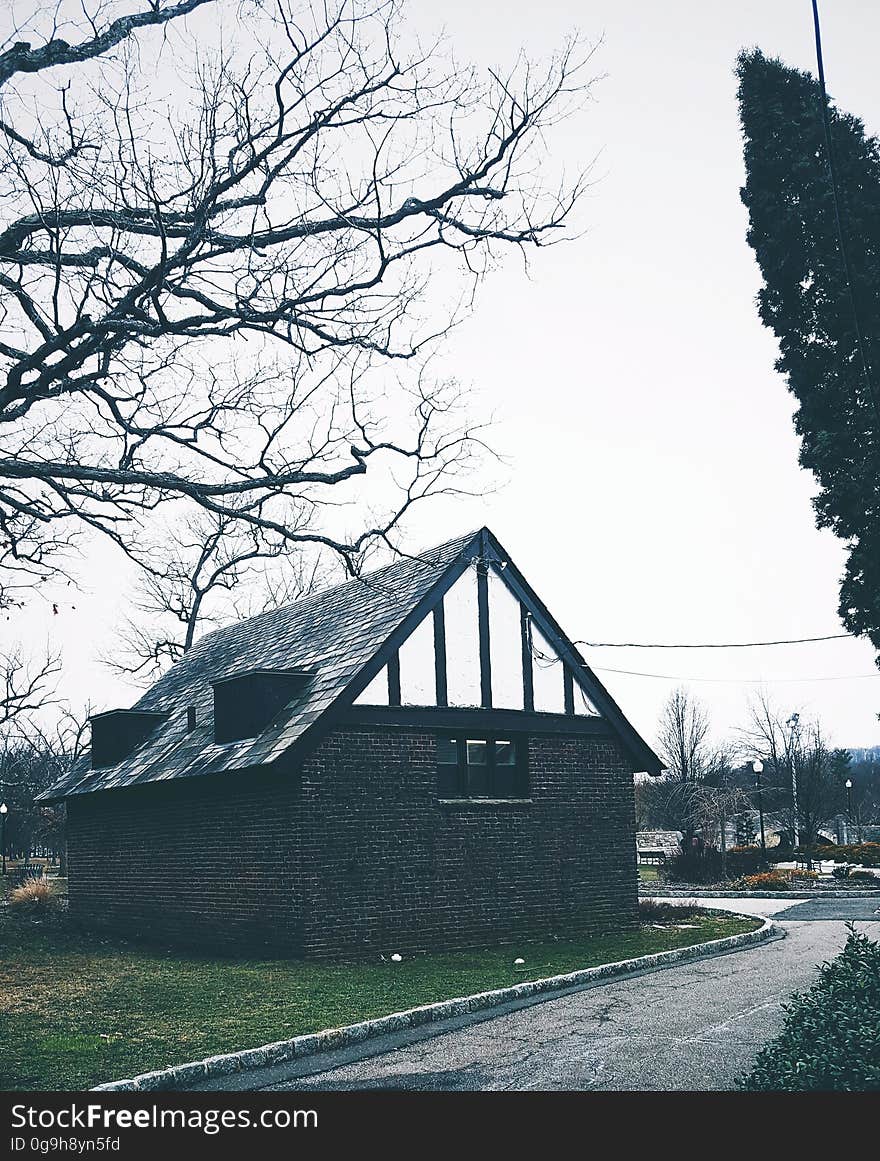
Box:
[66,768,304,952]
[66,726,639,958]
[298,727,638,957]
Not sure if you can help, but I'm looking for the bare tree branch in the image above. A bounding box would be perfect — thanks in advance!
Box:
[0,0,596,601]
[103,510,330,680]
[0,646,61,728]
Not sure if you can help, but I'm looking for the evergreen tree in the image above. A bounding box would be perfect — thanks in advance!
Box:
[736,49,880,661]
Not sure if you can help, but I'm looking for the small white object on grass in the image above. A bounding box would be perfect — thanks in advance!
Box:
[514,957,525,966]
[390,953,402,962]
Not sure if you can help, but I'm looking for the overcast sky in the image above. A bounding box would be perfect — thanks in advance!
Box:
[5,0,880,753]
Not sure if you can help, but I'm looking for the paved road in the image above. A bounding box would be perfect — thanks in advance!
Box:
[257,897,880,1092]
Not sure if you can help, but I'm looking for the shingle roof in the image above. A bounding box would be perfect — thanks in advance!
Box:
[41,529,481,800]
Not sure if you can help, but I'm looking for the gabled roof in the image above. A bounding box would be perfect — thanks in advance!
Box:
[40,527,661,801]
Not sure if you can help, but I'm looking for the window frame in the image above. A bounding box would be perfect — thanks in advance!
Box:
[437,732,529,800]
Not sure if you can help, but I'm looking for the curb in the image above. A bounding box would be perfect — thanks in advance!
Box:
[92,916,777,1092]
[640,888,880,899]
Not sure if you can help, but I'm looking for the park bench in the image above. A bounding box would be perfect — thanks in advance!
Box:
[637,850,667,866]
[7,863,45,887]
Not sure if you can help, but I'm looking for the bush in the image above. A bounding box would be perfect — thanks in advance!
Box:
[849,870,879,883]
[9,875,57,910]
[739,927,880,1090]
[790,869,820,881]
[821,843,880,867]
[737,871,791,891]
[664,848,722,884]
[832,865,851,881]
[726,846,767,877]
[638,899,701,922]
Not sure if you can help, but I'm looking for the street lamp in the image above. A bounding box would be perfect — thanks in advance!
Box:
[0,803,7,876]
[845,779,853,843]
[785,713,801,850]
[752,759,767,858]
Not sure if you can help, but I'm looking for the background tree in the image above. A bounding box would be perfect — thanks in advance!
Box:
[743,693,845,864]
[103,513,327,681]
[684,753,752,881]
[736,49,880,663]
[0,710,87,870]
[0,648,60,729]
[845,748,880,839]
[651,686,712,844]
[0,0,594,604]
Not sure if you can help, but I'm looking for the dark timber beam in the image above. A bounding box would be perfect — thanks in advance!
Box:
[433,601,448,707]
[388,651,401,707]
[477,560,492,709]
[336,705,615,738]
[521,604,534,712]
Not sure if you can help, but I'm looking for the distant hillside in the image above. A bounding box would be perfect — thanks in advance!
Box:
[848,745,880,763]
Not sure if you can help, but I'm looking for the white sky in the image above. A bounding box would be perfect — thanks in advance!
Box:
[5,0,880,753]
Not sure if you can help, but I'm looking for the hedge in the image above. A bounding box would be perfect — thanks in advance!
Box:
[738,926,880,1091]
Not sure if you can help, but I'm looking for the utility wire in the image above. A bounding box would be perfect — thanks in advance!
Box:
[593,665,879,684]
[575,633,853,649]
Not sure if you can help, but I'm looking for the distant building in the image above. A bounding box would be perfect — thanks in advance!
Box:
[636,830,682,864]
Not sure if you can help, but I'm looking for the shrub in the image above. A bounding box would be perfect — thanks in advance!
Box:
[737,871,791,891]
[726,846,767,877]
[848,844,880,867]
[832,865,851,881]
[9,875,57,910]
[664,848,722,884]
[790,869,820,881]
[638,899,701,922]
[849,869,879,883]
[825,843,880,867]
[739,927,880,1090]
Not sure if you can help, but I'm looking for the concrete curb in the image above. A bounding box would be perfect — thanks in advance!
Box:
[640,887,880,899]
[92,916,777,1092]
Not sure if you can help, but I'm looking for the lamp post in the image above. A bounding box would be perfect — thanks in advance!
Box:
[0,803,7,876]
[845,778,853,844]
[752,759,766,858]
[786,713,801,850]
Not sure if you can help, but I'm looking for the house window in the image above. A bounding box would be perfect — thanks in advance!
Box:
[437,734,528,799]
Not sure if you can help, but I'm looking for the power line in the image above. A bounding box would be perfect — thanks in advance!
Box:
[593,665,879,684]
[576,633,853,649]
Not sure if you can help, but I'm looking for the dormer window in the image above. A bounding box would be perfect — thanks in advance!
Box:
[91,710,168,769]
[212,669,313,744]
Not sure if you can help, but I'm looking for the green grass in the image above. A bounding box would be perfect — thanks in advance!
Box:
[638,866,660,883]
[1,911,759,1091]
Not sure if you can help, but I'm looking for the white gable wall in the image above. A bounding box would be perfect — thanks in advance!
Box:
[399,611,436,705]
[488,568,524,710]
[352,561,600,718]
[354,667,389,706]
[444,567,481,707]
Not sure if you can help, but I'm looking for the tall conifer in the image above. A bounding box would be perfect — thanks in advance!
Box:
[736,49,880,660]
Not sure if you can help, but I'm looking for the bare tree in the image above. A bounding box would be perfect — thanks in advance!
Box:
[743,692,845,866]
[686,752,752,880]
[0,647,60,728]
[650,686,712,844]
[0,704,88,869]
[0,0,595,603]
[104,511,329,680]
[657,686,711,784]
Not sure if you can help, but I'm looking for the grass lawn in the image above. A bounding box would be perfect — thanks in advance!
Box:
[638,866,660,883]
[1,910,759,1091]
